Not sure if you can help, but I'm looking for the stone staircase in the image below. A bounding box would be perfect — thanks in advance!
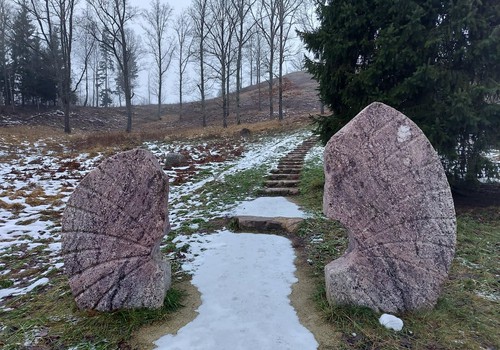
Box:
[261,137,317,196]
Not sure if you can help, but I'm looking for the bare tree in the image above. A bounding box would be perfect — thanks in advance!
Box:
[205,0,237,128]
[88,0,137,132]
[253,0,279,120]
[233,0,256,125]
[142,0,174,120]
[189,0,209,127]
[254,0,302,120]
[277,0,302,120]
[90,43,101,107]
[114,28,140,107]
[173,10,193,120]
[28,0,78,133]
[75,5,97,107]
[246,27,267,111]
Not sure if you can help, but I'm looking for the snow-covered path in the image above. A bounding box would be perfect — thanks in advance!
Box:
[155,230,317,350]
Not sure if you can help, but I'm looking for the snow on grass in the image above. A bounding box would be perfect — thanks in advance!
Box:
[304,144,325,165]
[0,130,311,302]
[146,129,311,229]
[155,230,318,350]
[0,277,49,299]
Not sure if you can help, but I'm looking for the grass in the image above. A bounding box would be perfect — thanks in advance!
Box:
[0,274,185,349]
[297,158,500,349]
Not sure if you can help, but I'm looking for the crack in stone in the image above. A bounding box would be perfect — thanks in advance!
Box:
[62,230,151,251]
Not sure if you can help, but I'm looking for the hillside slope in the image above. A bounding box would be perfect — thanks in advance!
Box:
[0,71,323,134]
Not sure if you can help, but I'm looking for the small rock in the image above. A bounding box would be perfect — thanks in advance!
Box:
[239,128,252,139]
[164,152,188,169]
[379,313,404,331]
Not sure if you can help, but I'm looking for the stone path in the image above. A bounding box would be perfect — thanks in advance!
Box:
[261,137,318,196]
[233,136,317,234]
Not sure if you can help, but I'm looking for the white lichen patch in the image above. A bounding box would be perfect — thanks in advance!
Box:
[397,125,412,143]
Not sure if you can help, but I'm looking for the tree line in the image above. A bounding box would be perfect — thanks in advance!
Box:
[0,0,311,133]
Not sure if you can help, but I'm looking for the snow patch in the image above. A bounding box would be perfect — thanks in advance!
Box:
[379,314,404,331]
[0,277,49,299]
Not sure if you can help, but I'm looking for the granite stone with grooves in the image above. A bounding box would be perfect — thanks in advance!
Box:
[323,102,456,313]
[62,149,171,311]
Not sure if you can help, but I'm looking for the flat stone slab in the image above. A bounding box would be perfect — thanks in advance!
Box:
[232,196,307,218]
[268,174,300,180]
[261,188,300,196]
[62,149,171,311]
[270,169,301,174]
[323,102,456,313]
[233,216,303,234]
[264,180,300,187]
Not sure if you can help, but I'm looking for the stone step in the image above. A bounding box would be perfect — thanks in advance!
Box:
[287,151,309,156]
[231,216,303,234]
[278,161,304,166]
[270,168,301,174]
[279,159,305,163]
[261,187,300,196]
[277,165,302,171]
[267,173,300,180]
[264,179,300,188]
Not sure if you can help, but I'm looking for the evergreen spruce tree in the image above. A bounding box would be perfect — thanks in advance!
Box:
[10,2,36,105]
[299,0,500,185]
[0,0,11,106]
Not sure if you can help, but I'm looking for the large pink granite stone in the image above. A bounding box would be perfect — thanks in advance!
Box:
[323,102,456,313]
[62,149,171,311]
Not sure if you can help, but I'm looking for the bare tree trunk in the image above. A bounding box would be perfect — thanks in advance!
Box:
[268,51,274,119]
[236,46,242,124]
[179,61,183,119]
[157,78,161,119]
[278,0,284,121]
[120,28,133,133]
[200,50,206,126]
[222,65,227,128]
[83,66,89,107]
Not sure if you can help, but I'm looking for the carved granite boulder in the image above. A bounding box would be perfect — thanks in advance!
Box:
[323,102,456,313]
[62,149,171,311]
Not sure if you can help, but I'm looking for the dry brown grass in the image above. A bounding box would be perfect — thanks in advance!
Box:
[61,114,311,154]
[0,199,26,213]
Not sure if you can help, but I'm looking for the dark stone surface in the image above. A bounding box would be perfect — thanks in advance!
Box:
[323,102,456,313]
[234,216,303,234]
[62,149,171,311]
[164,152,188,169]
